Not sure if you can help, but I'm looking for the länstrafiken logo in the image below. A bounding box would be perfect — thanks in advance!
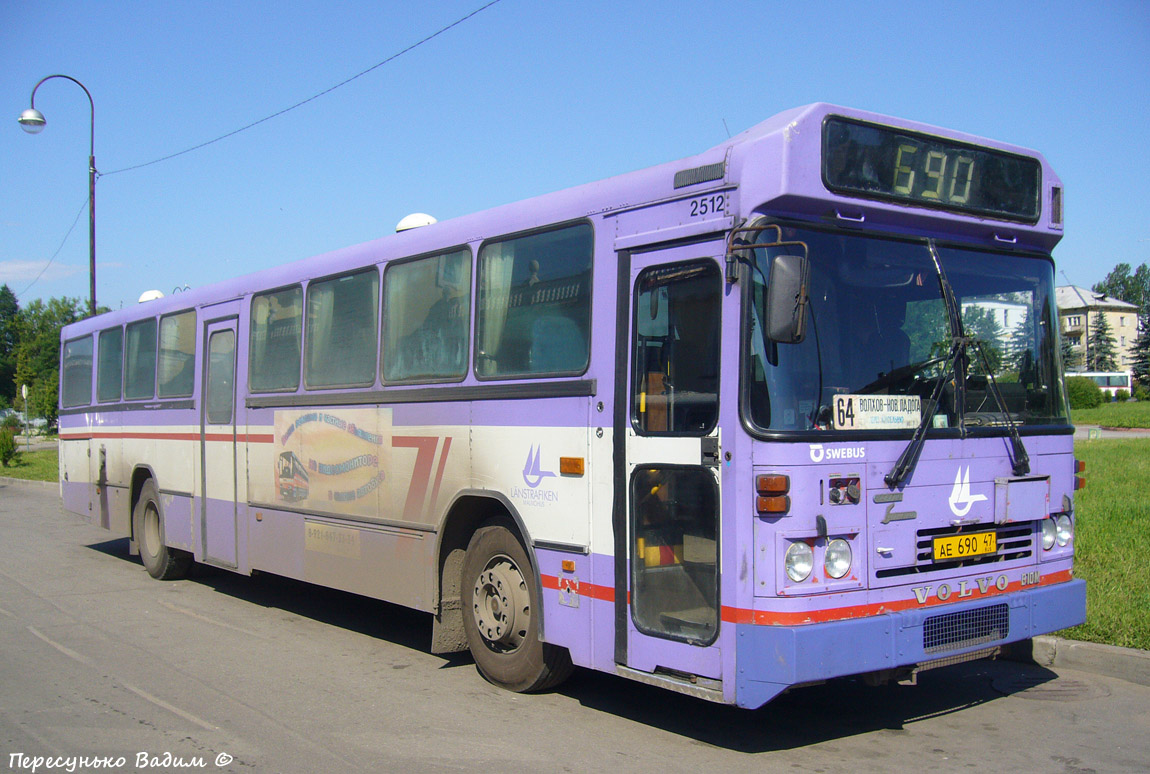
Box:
[948,466,988,517]
[521,445,557,489]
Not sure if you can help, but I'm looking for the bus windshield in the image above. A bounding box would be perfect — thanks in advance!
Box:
[745,225,1068,433]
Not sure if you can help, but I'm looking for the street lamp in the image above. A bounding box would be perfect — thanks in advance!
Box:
[18,74,98,317]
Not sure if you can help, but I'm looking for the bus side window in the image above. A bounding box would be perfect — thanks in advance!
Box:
[476,224,592,378]
[250,286,302,392]
[124,318,158,400]
[97,327,123,403]
[382,249,471,382]
[61,335,94,408]
[305,270,379,389]
[157,310,196,398]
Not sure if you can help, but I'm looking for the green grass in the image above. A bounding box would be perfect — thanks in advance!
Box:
[1063,439,1150,651]
[1071,399,1150,428]
[0,448,58,482]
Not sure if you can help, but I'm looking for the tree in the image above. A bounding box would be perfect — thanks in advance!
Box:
[1066,376,1103,409]
[903,299,948,363]
[962,305,1004,375]
[1087,311,1119,372]
[13,296,86,427]
[1132,325,1150,385]
[1094,262,1150,329]
[0,284,18,405]
[1006,307,1034,372]
[1060,332,1081,372]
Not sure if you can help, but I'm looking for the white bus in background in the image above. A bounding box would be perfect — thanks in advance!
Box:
[1066,371,1133,398]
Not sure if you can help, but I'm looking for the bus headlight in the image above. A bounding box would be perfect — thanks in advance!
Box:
[785,541,813,582]
[824,538,852,579]
[1055,514,1073,547]
[1042,518,1056,550]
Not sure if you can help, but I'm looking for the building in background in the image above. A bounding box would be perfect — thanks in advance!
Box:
[960,297,1029,355]
[1056,286,1139,371]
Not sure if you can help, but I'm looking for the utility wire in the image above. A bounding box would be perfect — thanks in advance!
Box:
[18,1,501,298]
[16,195,89,300]
[101,0,501,177]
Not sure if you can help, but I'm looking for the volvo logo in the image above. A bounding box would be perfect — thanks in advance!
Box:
[911,574,1009,604]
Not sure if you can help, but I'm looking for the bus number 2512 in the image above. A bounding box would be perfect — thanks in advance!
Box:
[689,194,726,217]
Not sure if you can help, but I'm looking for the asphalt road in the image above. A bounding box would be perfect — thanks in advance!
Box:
[2,481,1149,773]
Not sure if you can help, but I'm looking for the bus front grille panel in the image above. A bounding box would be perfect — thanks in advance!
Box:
[874,522,1034,580]
[923,603,1009,654]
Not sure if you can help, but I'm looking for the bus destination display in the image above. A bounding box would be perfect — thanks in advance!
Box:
[822,116,1041,222]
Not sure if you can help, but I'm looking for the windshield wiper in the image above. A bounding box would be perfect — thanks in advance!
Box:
[884,337,966,488]
[885,241,965,487]
[884,240,1030,488]
[970,340,1031,476]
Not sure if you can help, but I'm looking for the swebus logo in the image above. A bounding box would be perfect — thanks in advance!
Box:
[808,444,866,463]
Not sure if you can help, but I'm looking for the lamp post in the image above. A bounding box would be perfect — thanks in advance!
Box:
[18,74,98,317]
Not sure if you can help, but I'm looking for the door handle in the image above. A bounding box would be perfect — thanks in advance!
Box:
[701,436,720,467]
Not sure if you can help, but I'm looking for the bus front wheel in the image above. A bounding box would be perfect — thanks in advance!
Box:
[462,523,572,692]
[133,479,191,580]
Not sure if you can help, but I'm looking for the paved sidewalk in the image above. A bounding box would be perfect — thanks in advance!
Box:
[1073,424,1150,440]
[6,435,57,452]
[0,475,56,490]
[1027,636,1150,687]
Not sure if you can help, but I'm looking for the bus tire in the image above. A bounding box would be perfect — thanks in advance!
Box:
[133,479,191,581]
[462,523,573,692]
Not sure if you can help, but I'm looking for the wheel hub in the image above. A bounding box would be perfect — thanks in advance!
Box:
[143,503,162,557]
[471,556,530,652]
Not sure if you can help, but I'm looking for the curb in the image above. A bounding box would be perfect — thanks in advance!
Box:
[0,476,57,491]
[1021,636,1150,687]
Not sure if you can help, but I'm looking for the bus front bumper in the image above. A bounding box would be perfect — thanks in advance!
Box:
[733,578,1086,709]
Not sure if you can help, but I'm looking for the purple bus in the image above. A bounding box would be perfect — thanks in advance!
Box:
[58,103,1084,708]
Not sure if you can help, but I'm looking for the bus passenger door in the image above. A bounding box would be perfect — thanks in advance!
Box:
[201,315,239,568]
[616,245,724,684]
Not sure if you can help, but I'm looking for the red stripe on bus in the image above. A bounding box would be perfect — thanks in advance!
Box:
[720,569,1074,626]
[60,431,202,442]
[540,574,615,603]
[542,569,1073,626]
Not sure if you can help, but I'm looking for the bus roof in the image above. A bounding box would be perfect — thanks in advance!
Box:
[64,103,1063,335]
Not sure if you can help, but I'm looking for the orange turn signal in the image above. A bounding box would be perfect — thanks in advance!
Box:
[756,474,790,495]
[757,495,791,515]
[560,457,585,476]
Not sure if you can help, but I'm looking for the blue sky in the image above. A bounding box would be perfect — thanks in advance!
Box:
[3,0,1148,311]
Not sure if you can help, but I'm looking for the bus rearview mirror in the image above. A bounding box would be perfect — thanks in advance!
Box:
[766,254,810,344]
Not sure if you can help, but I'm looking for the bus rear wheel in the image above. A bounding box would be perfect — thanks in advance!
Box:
[133,479,191,580]
[462,523,573,692]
